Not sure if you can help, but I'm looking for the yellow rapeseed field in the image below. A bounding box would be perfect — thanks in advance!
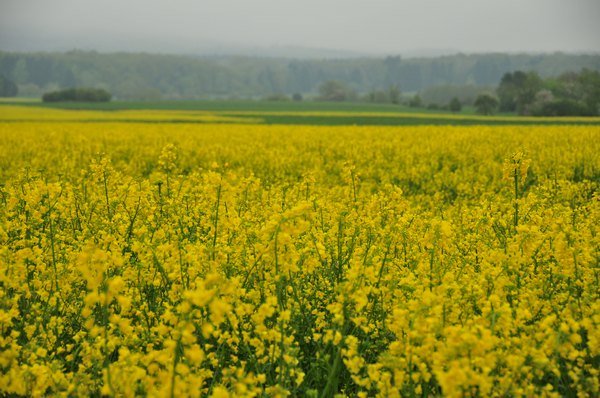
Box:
[0,117,599,397]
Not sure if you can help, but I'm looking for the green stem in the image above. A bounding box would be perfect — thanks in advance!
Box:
[170,337,183,398]
[513,167,519,229]
[321,348,342,398]
[103,170,112,221]
[211,184,222,261]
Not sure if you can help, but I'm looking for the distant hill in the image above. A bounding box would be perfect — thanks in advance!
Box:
[1,50,599,99]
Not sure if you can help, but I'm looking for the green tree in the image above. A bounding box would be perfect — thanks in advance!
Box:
[365,89,389,103]
[383,55,402,86]
[408,94,423,108]
[532,69,600,116]
[0,75,18,97]
[449,97,462,113]
[496,71,543,114]
[317,80,355,102]
[388,84,401,104]
[576,69,600,114]
[474,94,499,115]
[11,58,28,83]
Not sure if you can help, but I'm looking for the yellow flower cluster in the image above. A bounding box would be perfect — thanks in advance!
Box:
[0,120,599,397]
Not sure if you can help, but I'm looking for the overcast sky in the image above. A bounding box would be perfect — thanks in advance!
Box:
[1,0,599,56]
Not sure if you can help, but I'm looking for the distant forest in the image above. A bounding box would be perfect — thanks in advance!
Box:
[1,51,599,100]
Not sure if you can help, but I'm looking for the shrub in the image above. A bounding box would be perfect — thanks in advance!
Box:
[532,99,595,117]
[263,93,290,102]
[42,88,112,102]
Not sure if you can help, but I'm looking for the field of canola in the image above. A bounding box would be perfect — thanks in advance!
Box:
[0,118,599,397]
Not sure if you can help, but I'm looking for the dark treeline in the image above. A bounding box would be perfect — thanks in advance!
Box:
[1,50,599,99]
[42,87,111,102]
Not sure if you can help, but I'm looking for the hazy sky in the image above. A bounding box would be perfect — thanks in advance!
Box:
[1,0,599,56]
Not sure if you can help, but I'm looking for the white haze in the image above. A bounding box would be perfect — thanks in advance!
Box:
[1,0,599,57]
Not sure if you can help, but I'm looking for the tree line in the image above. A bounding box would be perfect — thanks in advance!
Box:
[461,69,600,116]
[315,67,600,117]
[1,50,599,100]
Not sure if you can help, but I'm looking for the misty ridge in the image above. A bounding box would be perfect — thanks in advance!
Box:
[1,50,599,103]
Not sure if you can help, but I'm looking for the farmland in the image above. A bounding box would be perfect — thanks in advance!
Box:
[2,101,600,126]
[0,105,599,397]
